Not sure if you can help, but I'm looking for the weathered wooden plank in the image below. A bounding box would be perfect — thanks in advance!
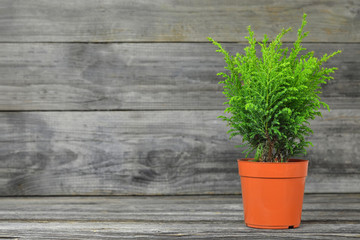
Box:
[0,0,358,42]
[0,195,359,239]
[0,195,359,222]
[0,110,359,195]
[1,221,359,239]
[0,43,357,110]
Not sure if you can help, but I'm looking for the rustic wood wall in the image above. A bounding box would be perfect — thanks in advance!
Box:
[0,0,359,195]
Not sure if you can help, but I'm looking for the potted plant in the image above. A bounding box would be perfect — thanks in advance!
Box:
[208,14,341,229]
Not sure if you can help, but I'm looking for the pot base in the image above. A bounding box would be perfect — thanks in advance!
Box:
[246,223,300,229]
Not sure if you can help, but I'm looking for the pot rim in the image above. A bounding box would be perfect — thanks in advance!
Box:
[238,158,308,164]
[237,158,309,178]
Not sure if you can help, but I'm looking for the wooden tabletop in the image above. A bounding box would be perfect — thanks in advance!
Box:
[0,194,359,239]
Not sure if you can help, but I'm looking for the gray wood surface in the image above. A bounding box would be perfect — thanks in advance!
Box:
[0,110,358,195]
[0,194,359,239]
[0,0,359,197]
[0,43,357,110]
[0,0,358,43]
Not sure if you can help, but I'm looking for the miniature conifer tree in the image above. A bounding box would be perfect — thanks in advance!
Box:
[209,14,341,162]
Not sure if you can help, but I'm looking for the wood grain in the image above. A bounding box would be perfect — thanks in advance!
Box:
[0,0,358,198]
[0,0,358,43]
[0,194,359,239]
[0,194,359,222]
[1,222,359,240]
[0,43,357,111]
[0,110,359,195]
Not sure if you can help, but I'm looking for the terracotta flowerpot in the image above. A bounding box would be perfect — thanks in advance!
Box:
[238,158,309,229]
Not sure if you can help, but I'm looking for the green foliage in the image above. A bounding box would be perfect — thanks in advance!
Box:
[209,14,341,162]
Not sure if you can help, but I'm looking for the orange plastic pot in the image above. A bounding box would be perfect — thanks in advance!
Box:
[238,158,308,229]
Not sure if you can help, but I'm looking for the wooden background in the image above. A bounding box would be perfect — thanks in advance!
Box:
[0,0,359,195]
